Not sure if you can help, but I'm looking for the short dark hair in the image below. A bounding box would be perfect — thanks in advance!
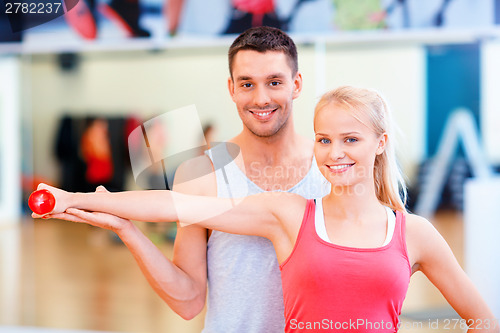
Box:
[228,26,298,78]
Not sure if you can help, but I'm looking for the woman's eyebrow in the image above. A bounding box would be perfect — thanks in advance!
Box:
[339,131,360,136]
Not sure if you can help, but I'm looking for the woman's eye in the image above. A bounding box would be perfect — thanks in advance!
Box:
[319,138,330,144]
[345,137,358,143]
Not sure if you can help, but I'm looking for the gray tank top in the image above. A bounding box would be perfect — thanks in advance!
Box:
[202,143,329,333]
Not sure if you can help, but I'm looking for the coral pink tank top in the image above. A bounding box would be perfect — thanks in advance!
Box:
[280,199,411,332]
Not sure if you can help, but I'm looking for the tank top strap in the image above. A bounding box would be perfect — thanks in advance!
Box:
[205,142,236,172]
[393,210,404,244]
[301,199,317,236]
[393,210,411,267]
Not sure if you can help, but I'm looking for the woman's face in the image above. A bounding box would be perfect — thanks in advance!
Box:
[314,103,387,193]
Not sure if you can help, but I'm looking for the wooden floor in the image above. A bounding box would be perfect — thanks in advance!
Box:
[0,210,467,333]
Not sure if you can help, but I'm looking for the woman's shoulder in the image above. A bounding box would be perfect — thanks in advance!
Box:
[262,192,309,209]
[404,213,437,239]
[263,192,310,224]
[405,212,431,228]
[404,212,448,262]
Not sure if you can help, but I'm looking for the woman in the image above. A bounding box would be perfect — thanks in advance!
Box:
[34,86,497,332]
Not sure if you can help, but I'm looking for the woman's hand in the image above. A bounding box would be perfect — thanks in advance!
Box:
[33,185,133,233]
[31,183,72,218]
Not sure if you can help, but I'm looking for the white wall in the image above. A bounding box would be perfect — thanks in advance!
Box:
[0,56,21,222]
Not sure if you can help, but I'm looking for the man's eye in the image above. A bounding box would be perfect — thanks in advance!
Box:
[242,83,252,88]
[270,81,280,86]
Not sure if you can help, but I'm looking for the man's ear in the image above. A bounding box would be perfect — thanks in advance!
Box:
[292,71,303,100]
[376,133,388,155]
[228,76,236,102]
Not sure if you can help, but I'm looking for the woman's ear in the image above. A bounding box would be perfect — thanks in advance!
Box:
[376,133,388,155]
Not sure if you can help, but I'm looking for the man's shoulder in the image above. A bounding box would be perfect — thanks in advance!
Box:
[173,153,217,196]
[178,153,214,173]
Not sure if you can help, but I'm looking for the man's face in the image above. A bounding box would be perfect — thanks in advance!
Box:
[228,50,302,138]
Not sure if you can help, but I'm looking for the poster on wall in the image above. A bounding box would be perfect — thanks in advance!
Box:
[0,0,498,48]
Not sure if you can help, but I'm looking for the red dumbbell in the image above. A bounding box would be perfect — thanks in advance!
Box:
[28,189,56,215]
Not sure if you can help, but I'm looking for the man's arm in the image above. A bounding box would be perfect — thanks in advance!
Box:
[168,154,216,319]
[118,155,216,319]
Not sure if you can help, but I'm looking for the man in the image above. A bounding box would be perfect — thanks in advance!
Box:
[62,26,328,332]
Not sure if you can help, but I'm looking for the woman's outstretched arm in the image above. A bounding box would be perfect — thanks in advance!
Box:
[33,183,299,239]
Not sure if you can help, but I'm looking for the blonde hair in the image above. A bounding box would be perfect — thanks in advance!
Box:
[314,86,407,213]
